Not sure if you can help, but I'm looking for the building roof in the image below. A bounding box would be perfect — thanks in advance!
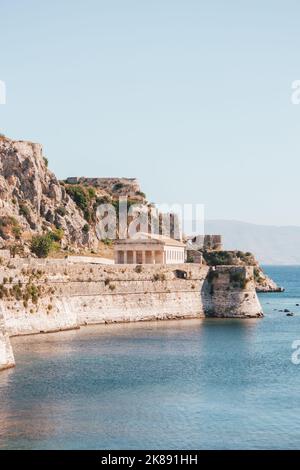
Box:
[115,232,185,247]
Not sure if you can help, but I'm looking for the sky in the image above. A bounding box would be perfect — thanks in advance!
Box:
[0,0,300,226]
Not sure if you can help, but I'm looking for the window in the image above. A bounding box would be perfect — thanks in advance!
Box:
[174,269,187,279]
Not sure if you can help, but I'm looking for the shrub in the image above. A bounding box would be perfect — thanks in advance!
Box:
[82,224,90,233]
[203,251,234,266]
[66,184,96,222]
[10,244,24,258]
[0,216,21,239]
[12,225,21,239]
[25,283,40,304]
[49,228,64,242]
[87,187,96,199]
[43,156,49,167]
[135,191,146,198]
[113,182,124,191]
[19,202,30,219]
[31,234,54,258]
[66,185,89,211]
[253,267,264,284]
[55,206,67,217]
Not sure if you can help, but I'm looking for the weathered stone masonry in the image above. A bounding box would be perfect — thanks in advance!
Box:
[0,261,263,370]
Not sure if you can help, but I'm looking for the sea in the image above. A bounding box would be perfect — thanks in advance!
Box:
[0,266,300,450]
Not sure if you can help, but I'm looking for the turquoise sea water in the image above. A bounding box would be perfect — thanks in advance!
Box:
[1,266,300,450]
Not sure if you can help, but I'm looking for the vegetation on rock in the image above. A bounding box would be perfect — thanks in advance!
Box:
[203,250,256,266]
[0,217,21,240]
[30,232,61,258]
[65,184,97,222]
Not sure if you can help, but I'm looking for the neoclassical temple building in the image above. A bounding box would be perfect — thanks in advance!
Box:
[114,232,186,265]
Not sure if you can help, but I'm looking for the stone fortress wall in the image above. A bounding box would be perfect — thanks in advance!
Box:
[0,258,263,371]
[65,177,143,199]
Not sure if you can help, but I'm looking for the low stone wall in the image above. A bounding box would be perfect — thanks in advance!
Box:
[0,260,263,370]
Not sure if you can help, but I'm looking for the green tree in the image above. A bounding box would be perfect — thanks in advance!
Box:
[31,234,54,258]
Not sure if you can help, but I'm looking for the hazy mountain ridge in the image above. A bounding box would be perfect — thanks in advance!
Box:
[206,220,300,265]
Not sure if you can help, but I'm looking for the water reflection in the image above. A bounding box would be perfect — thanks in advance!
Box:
[0,304,298,450]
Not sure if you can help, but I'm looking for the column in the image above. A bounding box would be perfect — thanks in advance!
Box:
[152,251,155,264]
[142,251,146,264]
[124,250,127,264]
[133,251,137,264]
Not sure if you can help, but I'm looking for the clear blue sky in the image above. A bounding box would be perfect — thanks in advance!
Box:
[0,0,300,226]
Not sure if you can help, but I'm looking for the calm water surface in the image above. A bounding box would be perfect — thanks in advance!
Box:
[0,266,300,449]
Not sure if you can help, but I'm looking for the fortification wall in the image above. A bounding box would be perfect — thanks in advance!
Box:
[0,263,209,336]
[0,304,15,370]
[0,260,263,370]
[203,266,263,318]
[65,177,142,199]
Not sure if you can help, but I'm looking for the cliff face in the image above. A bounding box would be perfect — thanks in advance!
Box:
[254,269,284,293]
[0,136,97,250]
[0,136,150,255]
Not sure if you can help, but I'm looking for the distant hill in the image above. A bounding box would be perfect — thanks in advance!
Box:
[205,220,300,265]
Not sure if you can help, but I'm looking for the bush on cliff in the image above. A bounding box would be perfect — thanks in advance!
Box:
[66,184,97,222]
[49,227,64,242]
[30,234,54,258]
[203,250,256,266]
[19,202,31,220]
[0,216,21,240]
[113,182,124,191]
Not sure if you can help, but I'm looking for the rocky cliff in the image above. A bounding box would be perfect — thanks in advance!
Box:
[0,136,150,256]
[0,135,98,251]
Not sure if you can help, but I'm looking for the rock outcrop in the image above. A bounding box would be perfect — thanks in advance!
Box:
[0,136,152,256]
[0,136,97,250]
[255,270,284,293]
